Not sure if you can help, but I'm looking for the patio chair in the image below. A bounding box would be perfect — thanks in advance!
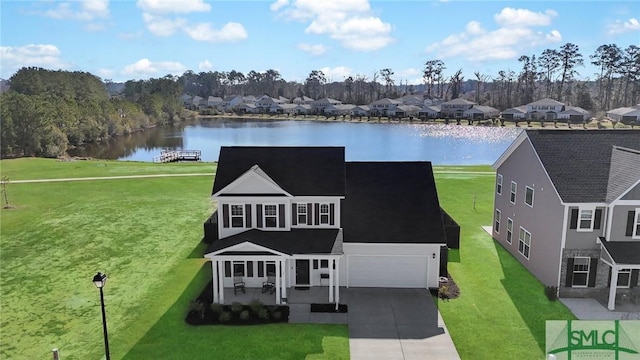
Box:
[233,275,245,295]
[262,274,276,294]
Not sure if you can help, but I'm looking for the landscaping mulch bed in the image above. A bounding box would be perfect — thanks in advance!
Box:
[437,273,460,301]
[186,280,289,325]
[310,303,348,313]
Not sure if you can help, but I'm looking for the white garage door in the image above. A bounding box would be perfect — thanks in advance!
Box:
[347,255,428,288]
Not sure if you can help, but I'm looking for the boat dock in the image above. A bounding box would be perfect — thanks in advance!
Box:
[153,150,201,163]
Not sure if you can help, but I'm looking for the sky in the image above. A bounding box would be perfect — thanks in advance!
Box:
[1,0,639,85]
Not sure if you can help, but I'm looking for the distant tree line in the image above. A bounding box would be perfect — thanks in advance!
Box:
[1,68,189,158]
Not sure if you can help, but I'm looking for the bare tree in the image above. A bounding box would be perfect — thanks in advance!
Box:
[538,49,561,98]
[379,68,395,97]
[556,43,584,102]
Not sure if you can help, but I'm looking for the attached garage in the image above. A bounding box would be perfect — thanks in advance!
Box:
[347,255,429,288]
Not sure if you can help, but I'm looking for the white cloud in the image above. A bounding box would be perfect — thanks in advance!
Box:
[183,22,248,42]
[494,8,557,28]
[273,0,393,52]
[142,13,186,36]
[0,44,69,77]
[43,0,109,21]
[122,58,186,77]
[426,7,562,62]
[136,0,210,14]
[97,68,115,78]
[608,17,640,35]
[320,66,352,81]
[198,60,214,70]
[297,43,328,56]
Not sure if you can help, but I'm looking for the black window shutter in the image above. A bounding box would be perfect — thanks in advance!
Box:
[224,261,231,277]
[569,209,578,229]
[594,209,602,230]
[631,269,639,288]
[565,257,574,287]
[307,203,313,225]
[588,258,598,287]
[245,204,251,227]
[257,204,263,228]
[330,203,335,225]
[315,203,320,225]
[222,204,229,228]
[626,210,636,236]
[292,203,297,225]
[278,204,285,228]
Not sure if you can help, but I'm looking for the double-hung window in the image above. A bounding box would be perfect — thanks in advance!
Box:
[578,208,594,231]
[231,205,244,228]
[264,205,277,228]
[494,209,501,233]
[297,204,307,225]
[506,218,513,244]
[510,181,517,204]
[618,269,632,288]
[572,257,590,287]
[518,227,531,259]
[525,186,534,207]
[496,174,503,195]
[633,209,640,239]
[320,204,330,224]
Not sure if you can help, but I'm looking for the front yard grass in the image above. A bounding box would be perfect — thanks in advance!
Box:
[0,159,574,359]
[435,170,575,360]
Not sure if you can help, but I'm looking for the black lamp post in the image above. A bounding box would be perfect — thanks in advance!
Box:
[92,272,110,360]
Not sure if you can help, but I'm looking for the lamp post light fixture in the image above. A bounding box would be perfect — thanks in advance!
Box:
[92,272,110,360]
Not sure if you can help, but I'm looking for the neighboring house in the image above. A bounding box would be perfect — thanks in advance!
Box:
[293,96,315,105]
[256,96,284,112]
[369,98,402,116]
[312,98,342,114]
[390,105,421,118]
[440,98,476,118]
[202,147,452,305]
[396,95,423,107]
[191,96,203,110]
[351,105,370,117]
[181,94,192,106]
[492,130,640,310]
[270,103,297,114]
[324,104,355,116]
[607,105,640,125]
[419,105,441,119]
[463,105,499,120]
[501,106,527,120]
[221,95,245,111]
[558,106,590,122]
[205,96,223,109]
[293,104,312,115]
[525,98,565,120]
[237,103,257,114]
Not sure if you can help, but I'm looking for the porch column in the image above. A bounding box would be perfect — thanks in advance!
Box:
[275,260,281,305]
[217,260,225,304]
[280,259,286,302]
[329,259,334,303]
[212,260,219,304]
[335,259,340,305]
[608,267,619,310]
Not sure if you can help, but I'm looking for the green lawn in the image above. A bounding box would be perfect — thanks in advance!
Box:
[435,171,575,359]
[0,159,574,360]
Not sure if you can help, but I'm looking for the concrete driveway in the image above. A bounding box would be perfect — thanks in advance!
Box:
[343,288,460,360]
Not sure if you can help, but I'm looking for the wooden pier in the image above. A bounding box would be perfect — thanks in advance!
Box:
[153,150,201,163]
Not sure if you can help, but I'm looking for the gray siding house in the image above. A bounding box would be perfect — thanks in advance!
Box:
[492,130,640,310]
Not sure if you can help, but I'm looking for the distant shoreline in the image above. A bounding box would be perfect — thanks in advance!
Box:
[197,113,636,130]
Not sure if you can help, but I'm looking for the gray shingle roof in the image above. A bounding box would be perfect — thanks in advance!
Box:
[212,147,346,196]
[342,162,446,244]
[526,130,640,203]
[606,146,640,202]
[601,239,640,265]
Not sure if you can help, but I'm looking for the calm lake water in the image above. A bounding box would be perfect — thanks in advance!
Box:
[68,118,522,164]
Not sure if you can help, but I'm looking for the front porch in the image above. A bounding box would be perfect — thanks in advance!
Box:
[600,239,640,310]
[218,286,332,305]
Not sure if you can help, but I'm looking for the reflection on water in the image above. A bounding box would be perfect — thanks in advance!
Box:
[68,118,522,164]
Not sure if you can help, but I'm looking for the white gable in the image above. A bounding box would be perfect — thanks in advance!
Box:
[213,165,292,197]
[204,241,289,257]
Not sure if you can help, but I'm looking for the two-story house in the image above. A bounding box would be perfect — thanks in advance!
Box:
[311,98,342,114]
[203,147,449,305]
[492,130,640,310]
[440,98,475,118]
[369,98,402,116]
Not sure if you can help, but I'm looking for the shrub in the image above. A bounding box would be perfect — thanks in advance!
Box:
[271,310,282,320]
[258,308,270,320]
[210,303,224,316]
[249,299,263,314]
[219,311,231,323]
[189,300,206,319]
[240,310,251,321]
[545,286,558,301]
[231,302,243,313]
